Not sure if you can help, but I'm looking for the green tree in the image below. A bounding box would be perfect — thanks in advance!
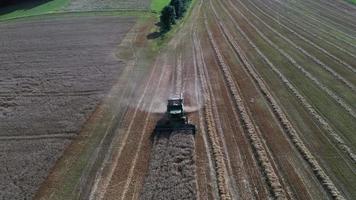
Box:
[160,5,176,33]
[170,0,184,19]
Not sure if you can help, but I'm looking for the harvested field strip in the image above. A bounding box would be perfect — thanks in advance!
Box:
[215,12,345,199]
[199,33,241,199]
[212,0,356,163]
[278,0,356,38]
[197,25,268,199]
[295,0,356,27]
[192,32,220,200]
[313,0,356,17]
[273,0,356,43]
[306,0,356,20]
[119,56,173,200]
[251,0,356,72]
[193,32,232,200]
[234,0,356,110]
[236,1,356,92]
[226,0,356,120]
[300,0,356,23]
[305,0,356,18]
[288,0,356,34]
[223,0,356,146]
[87,53,163,200]
[113,52,174,199]
[244,0,356,79]
[0,133,77,140]
[199,13,273,194]
[205,15,288,199]
[260,0,356,50]
[140,130,197,199]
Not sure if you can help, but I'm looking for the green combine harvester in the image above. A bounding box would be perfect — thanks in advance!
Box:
[154,94,196,134]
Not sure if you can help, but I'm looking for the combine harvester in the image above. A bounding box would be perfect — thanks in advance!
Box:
[140,95,197,199]
[154,94,196,134]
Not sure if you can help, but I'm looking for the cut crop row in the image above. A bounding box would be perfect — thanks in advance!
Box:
[261,0,356,50]
[217,0,356,164]
[301,0,356,22]
[251,0,356,70]
[271,0,356,44]
[290,0,356,33]
[193,32,232,200]
[205,16,288,199]
[226,0,356,120]
[215,10,345,199]
[244,0,356,77]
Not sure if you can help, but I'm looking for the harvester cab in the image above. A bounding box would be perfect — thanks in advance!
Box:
[167,95,187,124]
[154,94,196,134]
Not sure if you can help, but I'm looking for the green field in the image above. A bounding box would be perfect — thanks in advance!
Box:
[0,0,69,20]
[150,0,170,12]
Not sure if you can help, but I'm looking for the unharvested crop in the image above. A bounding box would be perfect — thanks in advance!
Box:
[140,130,197,199]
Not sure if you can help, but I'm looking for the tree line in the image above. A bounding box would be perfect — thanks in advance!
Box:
[159,0,192,33]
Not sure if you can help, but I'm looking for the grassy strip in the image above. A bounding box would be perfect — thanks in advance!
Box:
[150,0,171,13]
[0,10,154,22]
[345,0,356,4]
[0,0,70,21]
